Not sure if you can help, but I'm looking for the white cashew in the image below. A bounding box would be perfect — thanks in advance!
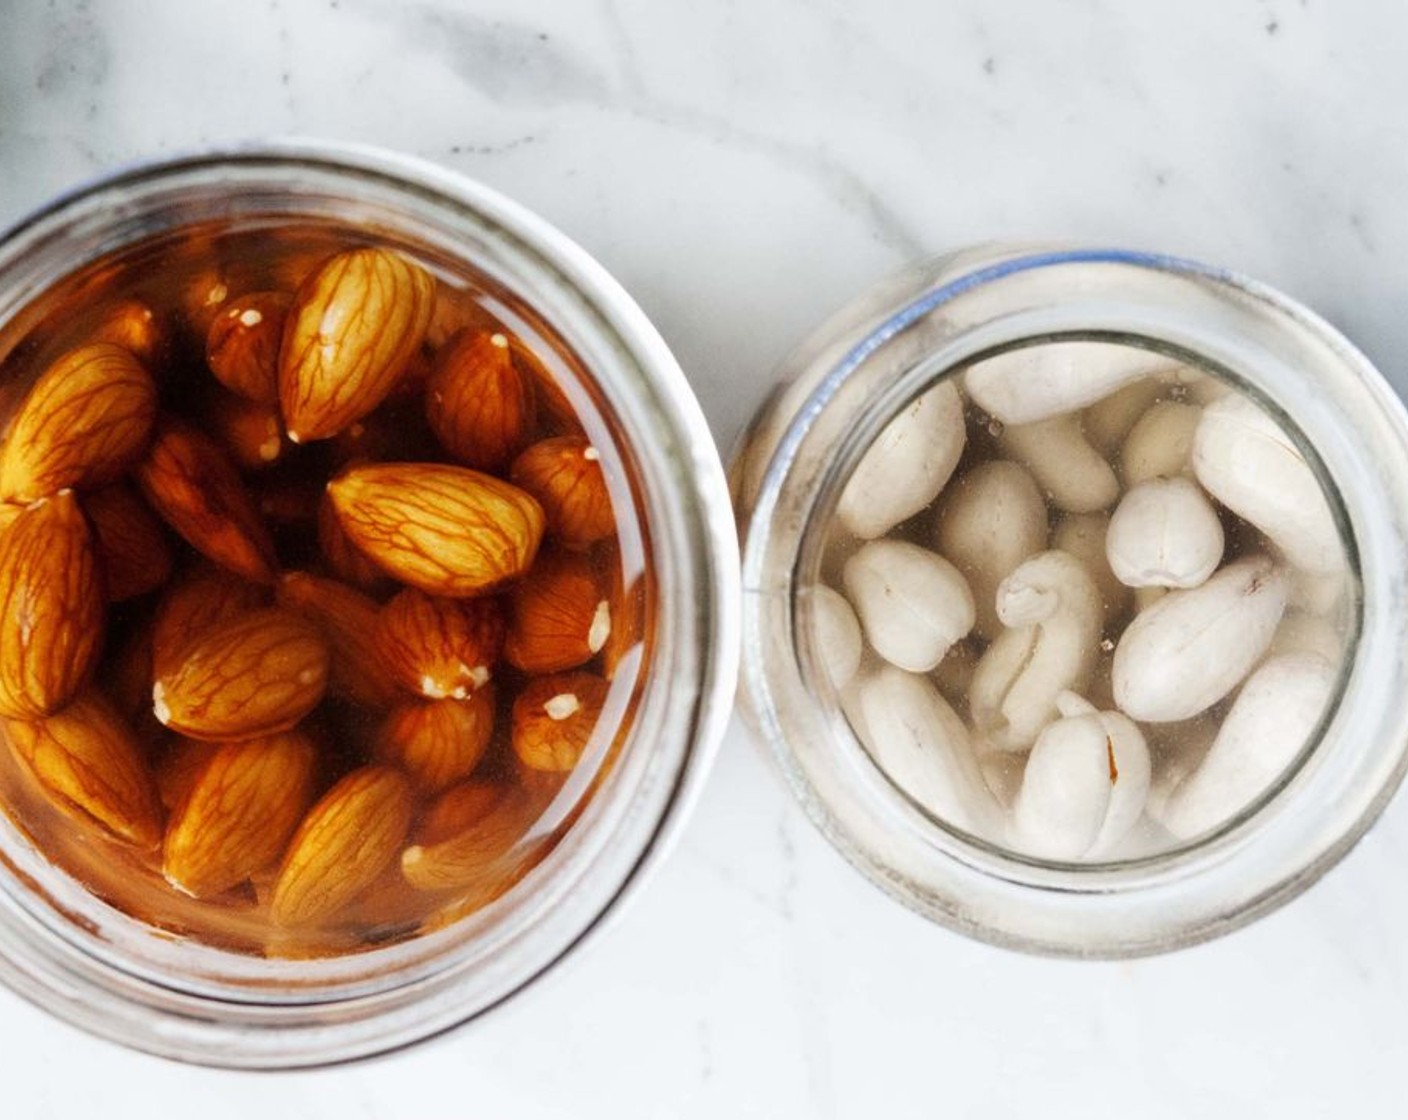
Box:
[807,584,863,690]
[1052,512,1129,628]
[1192,392,1345,573]
[933,460,1048,639]
[969,550,1103,750]
[1121,401,1200,485]
[1161,653,1337,839]
[843,540,975,673]
[1266,610,1344,665]
[965,342,1178,425]
[1143,716,1218,831]
[932,638,978,707]
[1083,377,1167,455]
[999,414,1119,513]
[1289,570,1352,620]
[1112,554,1288,722]
[1009,691,1151,860]
[856,665,1000,836]
[837,379,966,539]
[1106,477,1225,589]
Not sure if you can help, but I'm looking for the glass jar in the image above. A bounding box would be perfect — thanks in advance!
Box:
[0,143,739,1065]
[735,243,1408,956]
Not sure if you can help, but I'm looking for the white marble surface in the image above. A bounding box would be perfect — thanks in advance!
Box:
[3,0,1408,1115]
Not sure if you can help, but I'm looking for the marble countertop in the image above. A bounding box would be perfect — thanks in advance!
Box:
[4,1,1408,1115]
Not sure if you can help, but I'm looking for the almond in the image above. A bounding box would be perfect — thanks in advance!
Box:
[270,765,413,925]
[600,544,649,680]
[279,248,435,442]
[154,739,218,815]
[511,340,578,432]
[84,483,174,601]
[401,786,540,892]
[510,436,614,549]
[275,572,401,708]
[425,330,537,471]
[205,290,291,403]
[378,587,504,700]
[425,285,504,350]
[0,502,23,535]
[376,692,494,792]
[162,732,317,897]
[134,415,277,583]
[208,393,287,471]
[511,670,609,772]
[4,693,162,847]
[0,491,104,719]
[151,566,269,677]
[315,491,387,592]
[328,462,545,596]
[505,550,610,673]
[107,622,156,727]
[416,779,506,845]
[0,343,158,502]
[89,300,166,369]
[152,607,329,741]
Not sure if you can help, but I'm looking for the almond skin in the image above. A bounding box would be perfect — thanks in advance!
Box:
[270,765,414,925]
[401,786,539,892]
[316,491,388,593]
[134,415,277,584]
[511,671,609,773]
[378,587,504,700]
[279,248,435,442]
[151,566,269,678]
[416,779,506,845]
[328,462,545,596]
[376,691,494,792]
[425,329,537,471]
[208,392,287,472]
[84,482,174,601]
[89,300,167,369]
[0,342,158,502]
[154,739,218,815]
[0,491,104,719]
[509,436,614,549]
[205,290,291,404]
[5,693,162,847]
[162,732,317,897]
[152,607,330,741]
[275,572,401,708]
[505,550,610,673]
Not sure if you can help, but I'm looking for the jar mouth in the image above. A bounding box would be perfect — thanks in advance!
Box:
[739,244,1408,956]
[0,142,740,1065]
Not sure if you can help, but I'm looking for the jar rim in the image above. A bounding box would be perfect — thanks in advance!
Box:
[0,141,740,1065]
[738,242,1408,957]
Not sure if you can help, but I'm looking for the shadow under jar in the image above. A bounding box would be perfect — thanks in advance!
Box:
[735,244,1408,957]
[0,146,737,1065]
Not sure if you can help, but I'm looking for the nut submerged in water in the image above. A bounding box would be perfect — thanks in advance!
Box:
[816,343,1351,861]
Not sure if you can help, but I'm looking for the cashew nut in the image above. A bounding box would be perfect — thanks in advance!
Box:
[1143,715,1218,831]
[1112,554,1288,722]
[837,379,966,539]
[969,550,1103,750]
[807,584,863,690]
[1009,691,1150,860]
[1192,391,1345,573]
[1106,477,1224,589]
[999,414,1119,513]
[932,638,978,707]
[1084,377,1167,455]
[1266,609,1344,665]
[1161,653,1337,839]
[1121,401,1200,485]
[965,342,1177,425]
[1052,512,1129,628]
[843,540,975,672]
[933,460,1047,639]
[856,665,1000,836]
